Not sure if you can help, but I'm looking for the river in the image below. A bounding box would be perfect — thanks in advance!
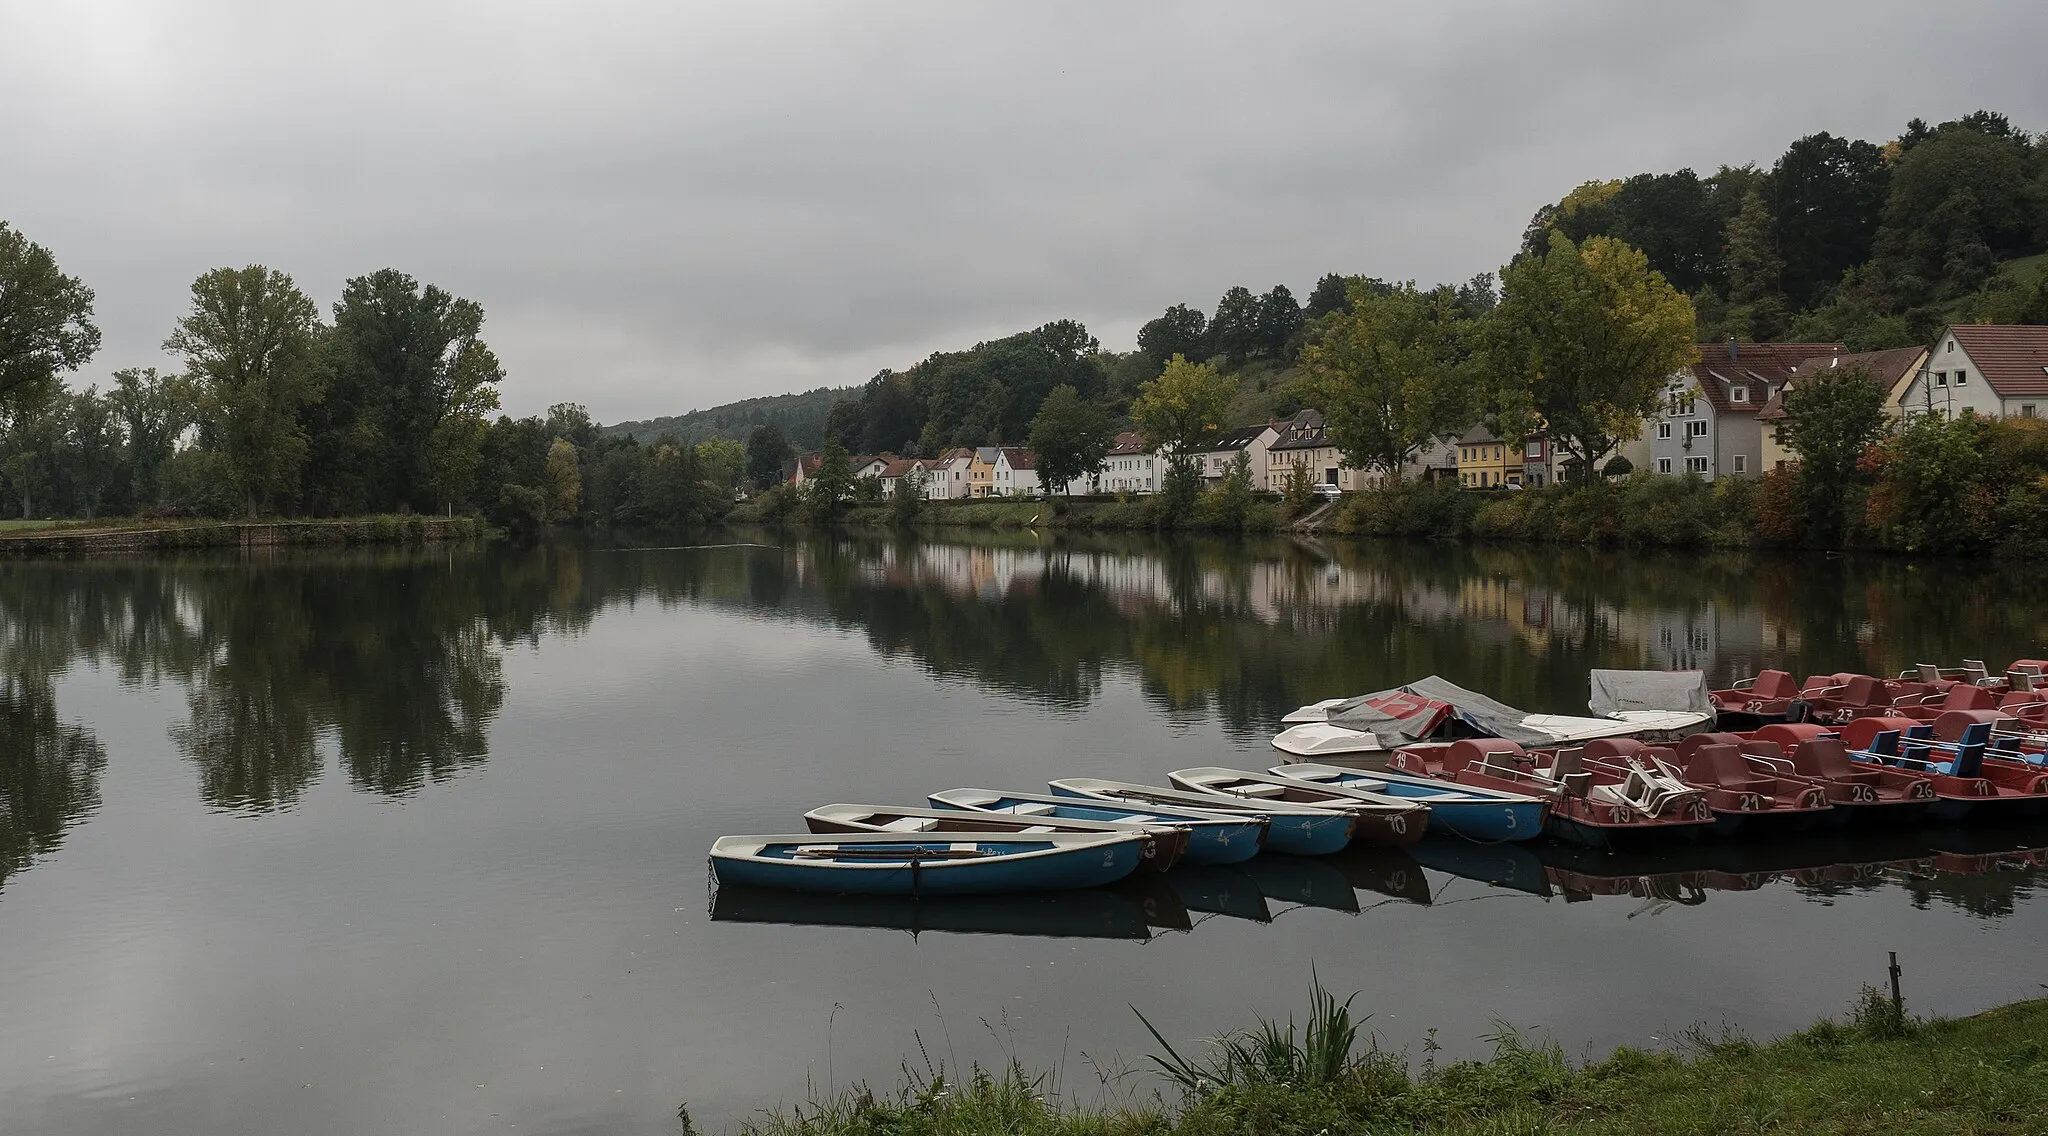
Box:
[1,531,2044,1134]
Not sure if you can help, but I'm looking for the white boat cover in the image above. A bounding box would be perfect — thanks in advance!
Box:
[1588,669,1713,717]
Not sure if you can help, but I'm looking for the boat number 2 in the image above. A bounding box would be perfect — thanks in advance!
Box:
[1103,851,1117,867]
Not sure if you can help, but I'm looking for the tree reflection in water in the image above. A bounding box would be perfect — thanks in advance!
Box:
[0,678,107,893]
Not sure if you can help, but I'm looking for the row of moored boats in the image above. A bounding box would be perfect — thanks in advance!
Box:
[709,664,2048,897]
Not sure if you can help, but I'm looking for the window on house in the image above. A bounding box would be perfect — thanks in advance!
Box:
[1935,372,1947,386]
[1686,456,1709,474]
[1732,455,1747,474]
[1657,458,1673,474]
[1948,340,1955,353]
[1955,369,1966,385]
[1525,442,1541,458]
[2024,405,2038,419]
[1688,420,1708,437]
[1658,422,1672,439]
[1730,386,1747,403]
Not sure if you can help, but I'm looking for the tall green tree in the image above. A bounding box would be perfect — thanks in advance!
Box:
[1490,233,1698,478]
[60,387,119,520]
[543,438,582,522]
[1026,384,1114,495]
[1256,285,1304,358]
[746,422,794,486]
[1776,363,1889,541]
[0,391,61,518]
[0,222,100,411]
[1208,287,1260,365]
[164,266,325,515]
[320,269,503,513]
[805,442,854,523]
[1136,304,1209,369]
[1305,274,1354,319]
[107,368,192,509]
[1724,189,1790,340]
[1769,131,1890,308]
[1301,282,1475,479]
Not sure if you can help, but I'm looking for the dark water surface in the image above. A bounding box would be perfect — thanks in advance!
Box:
[3,533,2046,1134]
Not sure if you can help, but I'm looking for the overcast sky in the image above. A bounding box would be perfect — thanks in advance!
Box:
[6,1,2046,422]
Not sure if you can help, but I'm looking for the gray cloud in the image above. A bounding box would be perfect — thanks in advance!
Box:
[5,0,2045,419]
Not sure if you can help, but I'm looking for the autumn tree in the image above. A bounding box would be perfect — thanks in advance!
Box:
[1301,282,1476,480]
[1490,233,1698,479]
[164,266,325,515]
[1026,383,1114,495]
[543,438,581,521]
[1132,355,1235,520]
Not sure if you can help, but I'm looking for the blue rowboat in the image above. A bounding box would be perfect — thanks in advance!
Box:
[1167,767,1429,848]
[1050,778,1353,857]
[707,831,1144,896]
[928,788,1265,865]
[1271,762,1550,843]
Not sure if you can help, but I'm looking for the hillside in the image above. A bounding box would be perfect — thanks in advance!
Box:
[601,385,856,448]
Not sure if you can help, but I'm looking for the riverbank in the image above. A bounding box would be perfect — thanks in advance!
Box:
[737,991,2048,1136]
[0,515,484,559]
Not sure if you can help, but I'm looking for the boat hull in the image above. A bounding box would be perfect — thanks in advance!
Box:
[710,837,1144,896]
[929,790,1265,866]
[1262,811,1355,856]
[1273,764,1547,843]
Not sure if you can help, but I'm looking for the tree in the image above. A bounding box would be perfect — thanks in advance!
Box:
[0,222,100,410]
[1490,233,1698,479]
[1770,132,1889,309]
[746,422,794,486]
[320,269,503,513]
[1305,274,1353,319]
[0,391,61,518]
[107,368,192,509]
[805,442,854,522]
[695,437,746,495]
[60,387,119,520]
[1282,459,1316,516]
[1776,363,1889,540]
[889,468,925,527]
[164,265,325,515]
[1136,304,1209,369]
[1301,282,1476,479]
[1256,285,1303,358]
[1026,384,1113,495]
[1208,451,1255,531]
[424,338,502,513]
[1132,355,1235,520]
[1723,189,1790,340]
[1208,286,1260,365]
[543,437,581,521]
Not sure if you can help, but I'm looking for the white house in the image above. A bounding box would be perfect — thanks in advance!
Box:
[1894,325,2048,421]
[923,447,975,500]
[878,457,924,498]
[992,447,1041,497]
[1103,431,1163,494]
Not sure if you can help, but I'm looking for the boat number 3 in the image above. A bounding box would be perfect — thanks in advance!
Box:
[1503,810,1516,830]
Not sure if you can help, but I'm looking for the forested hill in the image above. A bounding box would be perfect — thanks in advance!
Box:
[601,385,856,448]
[602,107,2048,453]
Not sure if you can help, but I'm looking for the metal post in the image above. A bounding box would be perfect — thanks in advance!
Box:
[1888,951,1903,1014]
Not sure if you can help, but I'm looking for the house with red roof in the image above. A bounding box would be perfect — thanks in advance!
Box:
[992,447,1041,497]
[1893,325,2048,421]
[1648,338,1842,481]
[1760,345,1927,470]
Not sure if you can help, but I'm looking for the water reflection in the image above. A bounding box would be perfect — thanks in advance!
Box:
[0,678,107,892]
[2,530,2047,901]
[708,835,2048,941]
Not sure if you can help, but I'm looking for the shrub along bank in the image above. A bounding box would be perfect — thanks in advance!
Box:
[733,988,2048,1136]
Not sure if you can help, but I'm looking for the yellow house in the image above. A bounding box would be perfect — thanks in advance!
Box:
[968,446,997,497]
[1456,425,1513,488]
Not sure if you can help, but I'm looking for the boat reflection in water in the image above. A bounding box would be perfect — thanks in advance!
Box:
[712,829,2048,941]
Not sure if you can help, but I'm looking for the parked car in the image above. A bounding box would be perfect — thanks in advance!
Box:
[1312,483,1342,499]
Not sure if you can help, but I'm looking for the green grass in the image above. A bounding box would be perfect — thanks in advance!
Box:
[732,988,2048,1136]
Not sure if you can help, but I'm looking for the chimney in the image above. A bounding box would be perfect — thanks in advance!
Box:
[1726,335,1739,361]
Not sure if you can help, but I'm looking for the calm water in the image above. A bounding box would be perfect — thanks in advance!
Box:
[3,532,2046,1134]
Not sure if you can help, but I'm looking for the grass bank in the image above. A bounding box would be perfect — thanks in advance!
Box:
[733,987,2048,1136]
[0,515,484,559]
